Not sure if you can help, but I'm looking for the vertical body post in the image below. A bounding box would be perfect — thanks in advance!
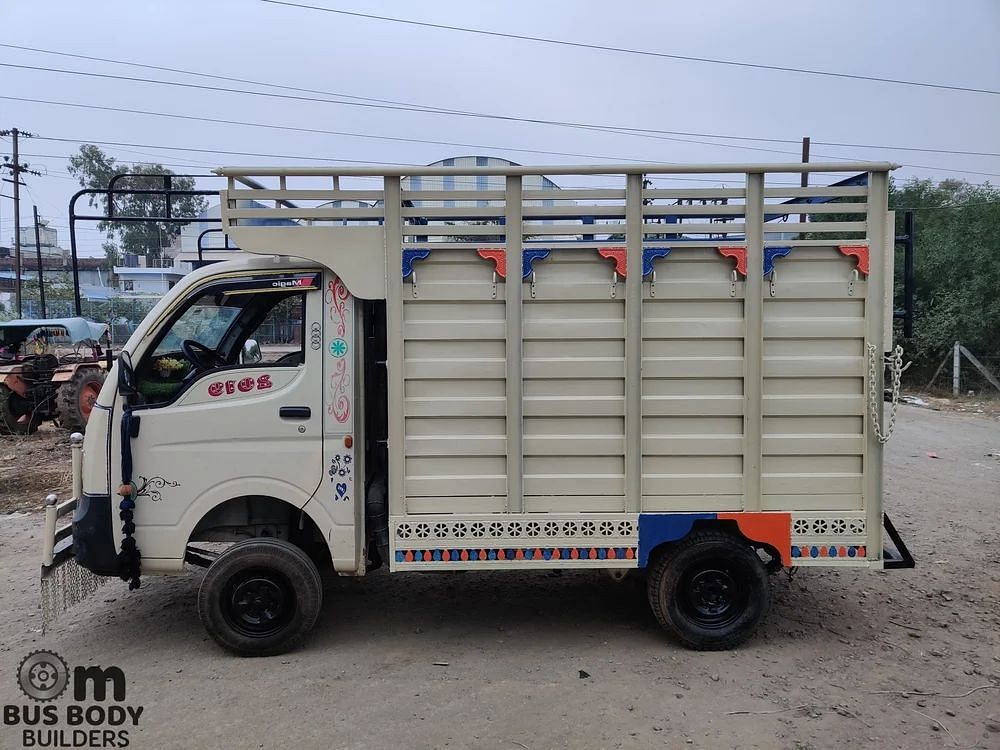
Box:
[624,173,643,512]
[865,170,889,560]
[743,172,765,512]
[383,176,406,516]
[953,341,961,396]
[505,175,524,513]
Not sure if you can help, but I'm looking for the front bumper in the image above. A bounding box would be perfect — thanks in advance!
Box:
[40,434,118,579]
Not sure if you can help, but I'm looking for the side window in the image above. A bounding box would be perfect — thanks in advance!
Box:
[245,295,305,365]
[135,284,308,405]
[137,290,244,402]
[151,293,242,358]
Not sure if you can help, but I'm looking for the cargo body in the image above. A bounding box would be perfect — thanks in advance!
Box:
[43,162,913,654]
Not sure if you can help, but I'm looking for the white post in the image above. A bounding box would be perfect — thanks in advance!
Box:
[953,341,961,396]
[70,432,84,500]
[41,494,59,568]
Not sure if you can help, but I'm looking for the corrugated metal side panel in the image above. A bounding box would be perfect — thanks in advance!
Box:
[761,248,867,511]
[402,251,507,512]
[641,251,745,511]
[522,249,626,511]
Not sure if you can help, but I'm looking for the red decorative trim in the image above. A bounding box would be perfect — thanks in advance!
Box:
[838,245,870,275]
[718,512,792,566]
[718,246,748,277]
[598,246,627,277]
[477,248,506,279]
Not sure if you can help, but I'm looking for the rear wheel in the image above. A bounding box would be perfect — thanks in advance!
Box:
[647,530,769,650]
[198,538,323,657]
[56,367,105,432]
[0,383,41,435]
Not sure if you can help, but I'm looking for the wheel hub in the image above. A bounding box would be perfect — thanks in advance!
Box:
[228,576,290,636]
[688,569,735,616]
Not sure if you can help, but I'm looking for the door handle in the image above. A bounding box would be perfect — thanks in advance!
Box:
[279,406,311,420]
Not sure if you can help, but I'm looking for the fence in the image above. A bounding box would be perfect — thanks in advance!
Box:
[17,295,301,349]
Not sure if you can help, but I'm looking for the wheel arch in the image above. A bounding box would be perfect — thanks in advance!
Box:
[176,483,337,562]
[638,512,791,569]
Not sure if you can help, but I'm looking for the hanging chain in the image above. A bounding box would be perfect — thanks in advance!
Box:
[868,343,905,444]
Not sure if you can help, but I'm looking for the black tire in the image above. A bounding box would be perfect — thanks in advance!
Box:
[56,367,106,432]
[0,383,41,435]
[198,538,323,657]
[647,530,769,651]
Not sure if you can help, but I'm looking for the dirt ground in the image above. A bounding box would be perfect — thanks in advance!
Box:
[1,404,998,750]
[0,426,74,514]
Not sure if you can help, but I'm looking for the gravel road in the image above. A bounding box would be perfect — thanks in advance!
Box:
[1,404,998,749]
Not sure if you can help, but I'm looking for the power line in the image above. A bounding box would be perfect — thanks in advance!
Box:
[6,94,997,179]
[1,49,996,158]
[260,0,1000,96]
[4,93,860,165]
[2,95,740,163]
[0,60,845,151]
[31,137,870,187]
[0,42,470,116]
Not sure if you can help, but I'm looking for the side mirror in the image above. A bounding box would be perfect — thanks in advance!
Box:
[117,350,137,397]
[242,339,262,364]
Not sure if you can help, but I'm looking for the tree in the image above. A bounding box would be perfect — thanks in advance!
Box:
[889,178,1000,383]
[807,177,1000,385]
[67,145,207,266]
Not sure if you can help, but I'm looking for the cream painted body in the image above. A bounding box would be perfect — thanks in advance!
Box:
[71,162,897,576]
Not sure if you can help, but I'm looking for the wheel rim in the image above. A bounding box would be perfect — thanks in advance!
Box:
[223,570,296,638]
[678,565,750,629]
[79,382,101,419]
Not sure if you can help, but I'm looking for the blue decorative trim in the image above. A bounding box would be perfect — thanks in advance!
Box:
[763,246,792,276]
[402,248,431,279]
[637,512,716,567]
[522,248,551,279]
[642,247,671,277]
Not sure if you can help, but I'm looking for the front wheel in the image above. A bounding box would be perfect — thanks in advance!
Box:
[647,530,769,650]
[198,538,323,657]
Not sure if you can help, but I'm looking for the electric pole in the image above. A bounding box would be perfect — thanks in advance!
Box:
[33,205,47,318]
[1,128,40,318]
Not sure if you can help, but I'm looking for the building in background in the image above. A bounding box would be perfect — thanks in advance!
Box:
[12,216,68,261]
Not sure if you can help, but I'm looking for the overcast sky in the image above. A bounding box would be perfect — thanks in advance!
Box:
[2,0,998,257]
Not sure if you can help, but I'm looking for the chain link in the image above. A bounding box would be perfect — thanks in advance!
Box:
[868,343,905,444]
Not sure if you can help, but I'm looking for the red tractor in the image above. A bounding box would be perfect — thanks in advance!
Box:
[0,317,109,435]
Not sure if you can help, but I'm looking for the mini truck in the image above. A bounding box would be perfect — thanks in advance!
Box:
[41,161,914,656]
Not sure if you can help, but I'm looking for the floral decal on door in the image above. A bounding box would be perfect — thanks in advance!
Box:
[326,277,352,425]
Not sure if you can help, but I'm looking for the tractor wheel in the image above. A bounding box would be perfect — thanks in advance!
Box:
[56,368,106,432]
[0,384,41,435]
